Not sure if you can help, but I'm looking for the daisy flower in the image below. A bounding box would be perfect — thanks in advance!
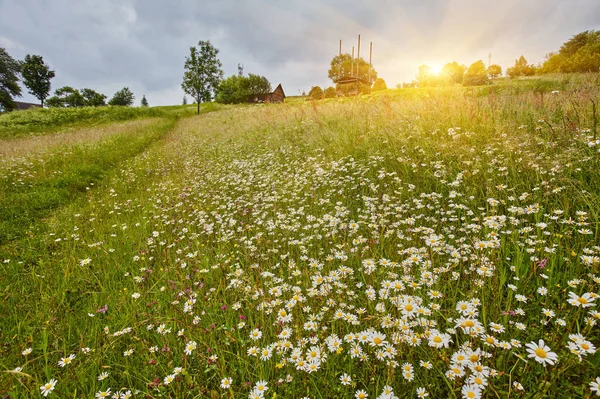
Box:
[525,339,558,366]
[220,377,232,389]
[590,377,600,396]
[567,292,596,308]
[40,379,57,397]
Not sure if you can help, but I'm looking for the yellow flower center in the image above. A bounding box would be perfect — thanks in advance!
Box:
[581,343,590,350]
[433,336,442,343]
[577,297,588,304]
[405,304,413,312]
[373,337,383,345]
[467,392,476,399]
[464,320,475,327]
[535,348,547,358]
[469,354,479,362]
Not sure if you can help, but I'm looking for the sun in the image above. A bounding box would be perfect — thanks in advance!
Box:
[430,65,443,75]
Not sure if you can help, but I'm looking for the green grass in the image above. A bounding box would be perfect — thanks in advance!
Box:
[1,75,599,399]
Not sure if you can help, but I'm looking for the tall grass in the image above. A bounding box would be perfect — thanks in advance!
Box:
[1,75,599,399]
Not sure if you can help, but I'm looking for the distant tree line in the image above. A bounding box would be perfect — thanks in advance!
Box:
[0,47,147,112]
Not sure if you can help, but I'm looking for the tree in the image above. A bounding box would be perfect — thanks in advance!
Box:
[308,86,323,100]
[540,30,600,73]
[372,78,387,91]
[46,86,84,107]
[323,86,337,98]
[506,56,536,77]
[81,88,106,106]
[440,62,466,84]
[141,95,148,107]
[415,65,438,87]
[21,54,55,107]
[487,64,502,79]
[215,73,271,104]
[0,47,22,111]
[463,60,489,86]
[182,40,223,114]
[183,96,187,105]
[328,54,377,86]
[108,87,135,106]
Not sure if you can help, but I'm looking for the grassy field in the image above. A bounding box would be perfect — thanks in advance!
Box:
[1,75,599,398]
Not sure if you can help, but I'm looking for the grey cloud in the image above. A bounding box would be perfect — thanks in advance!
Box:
[1,0,599,106]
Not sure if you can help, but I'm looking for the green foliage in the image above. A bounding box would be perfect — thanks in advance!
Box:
[182,96,187,105]
[323,86,337,98]
[415,65,438,87]
[463,60,489,86]
[0,47,22,111]
[182,40,223,113]
[141,95,148,107]
[372,77,387,91]
[81,88,106,106]
[0,105,167,139]
[108,87,135,106]
[507,56,536,77]
[328,53,377,86]
[46,86,85,107]
[487,64,502,79]
[21,54,55,106]
[308,85,323,100]
[540,30,600,73]
[215,73,271,104]
[441,62,466,84]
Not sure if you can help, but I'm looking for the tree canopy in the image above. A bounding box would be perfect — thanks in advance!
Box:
[81,88,106,106]
[540,30,600,73]
[323,86,337,98]
[440,62,466,84]
[506,56,536,77]
[108,87,135,106]
[372,78,387,91]
[308,86,323,100]
[141,95,148,107]
[21,54,55,107]
[487,64,502,79]
[463,60,489,86]
[46,86,84,107]
[215,73,271,104]
[0,47,22,111]
[182,40,223,114]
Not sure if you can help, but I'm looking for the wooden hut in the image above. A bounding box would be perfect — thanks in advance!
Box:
[250,84,286,103]
[13,101,42,110]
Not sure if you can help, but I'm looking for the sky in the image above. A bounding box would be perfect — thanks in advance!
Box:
[1,0,599,106]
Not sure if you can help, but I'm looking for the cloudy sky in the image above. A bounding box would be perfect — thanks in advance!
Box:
[1,0,599,106]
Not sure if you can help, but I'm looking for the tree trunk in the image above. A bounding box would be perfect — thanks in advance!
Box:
[41,98,44,107]
[197,98,200,115]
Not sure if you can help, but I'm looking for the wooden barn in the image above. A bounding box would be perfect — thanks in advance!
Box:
[250,83,285,103]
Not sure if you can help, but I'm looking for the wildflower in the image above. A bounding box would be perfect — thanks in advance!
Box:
[22,347,32,356]
[525,339,558,366]
[40,379,57,397]
[220,377,232,388]
[254,380,268,394]
[340,373,352,385]
[461,384,481,399]
[416,387,429,398]
[355,389,368,399]
[567,292,596,308]
[95,388,112,398]
[184,341,197,355]
[58,354,75,367]
[80,258,92,266]
[250,329,263,340]
[590,377,600,396]
[98,372,109,381]
[163,374,175,385]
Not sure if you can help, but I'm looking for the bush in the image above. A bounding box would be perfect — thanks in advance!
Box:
[463,60,489,86]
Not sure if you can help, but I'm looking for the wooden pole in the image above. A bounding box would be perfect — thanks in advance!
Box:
[356,34,361,94]
[369,42,373,86]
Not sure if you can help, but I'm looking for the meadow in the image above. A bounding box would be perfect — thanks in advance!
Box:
[0,74,599,398]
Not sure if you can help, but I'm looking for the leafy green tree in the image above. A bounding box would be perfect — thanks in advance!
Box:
[540,30,600,73]
[372,78,387,91]
[323,86,337,98]
[463,60,489,86]
[81,88,106,106]
[21,54,55,107]
[308,86,323,100]
[46,86,84,107]
[487,64,502,79]
[183,96,187,105]
[182,40,223,114]
[0,47,22,111]
[440,62,466,84]
[328,54,377,87]
[506,56,536,77]
[215,73,271,104]
[108,87,135,106]
[141,95,148,107]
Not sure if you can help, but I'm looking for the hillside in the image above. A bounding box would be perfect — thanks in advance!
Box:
[1,74,599,398]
